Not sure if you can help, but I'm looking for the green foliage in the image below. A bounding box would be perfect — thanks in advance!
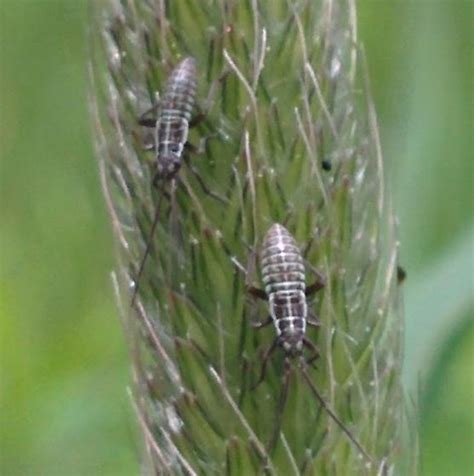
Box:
[421,317,473,476]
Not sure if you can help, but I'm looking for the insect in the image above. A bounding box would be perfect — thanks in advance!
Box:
[139,57,197,180]
[321,159,332,171]
[247,223,372,461]
[397,265,407,284]
[131,57,222,307]
[248,223,324,382]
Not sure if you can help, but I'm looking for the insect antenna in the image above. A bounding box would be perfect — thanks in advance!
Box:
[130,189,165,308]
[299,365,374,465]
[267,359,292,454]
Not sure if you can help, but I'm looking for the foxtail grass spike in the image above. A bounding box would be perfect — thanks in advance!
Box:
[89,0,416,473]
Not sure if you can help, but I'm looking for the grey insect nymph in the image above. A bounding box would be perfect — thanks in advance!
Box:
[249,223,324,380]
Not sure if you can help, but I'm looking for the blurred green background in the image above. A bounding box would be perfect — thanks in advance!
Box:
[0,1,472,475]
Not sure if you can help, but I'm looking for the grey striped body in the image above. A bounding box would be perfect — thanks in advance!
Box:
[255,226,372,460]
[155,57,197,179]
[261,224,307,355]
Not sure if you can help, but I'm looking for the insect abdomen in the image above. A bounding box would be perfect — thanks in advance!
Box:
[261,224,307,336]
[161,57,196,120]
[147,57,198,179]
[261,224,306,294]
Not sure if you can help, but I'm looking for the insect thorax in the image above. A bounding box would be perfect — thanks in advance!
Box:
[156,117,189,153]
[269,291,307,338]
[154,118,189,179]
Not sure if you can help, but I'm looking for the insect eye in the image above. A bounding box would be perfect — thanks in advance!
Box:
[169,144,180,154]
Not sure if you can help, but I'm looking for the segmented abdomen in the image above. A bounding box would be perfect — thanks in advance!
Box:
[260,224,307,336]
[157,57,197,155]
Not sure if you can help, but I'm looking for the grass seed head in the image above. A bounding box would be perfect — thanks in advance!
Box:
[90,0,415,473]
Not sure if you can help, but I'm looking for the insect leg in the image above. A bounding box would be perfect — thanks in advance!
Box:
[234,246,267,315]
[306,309,321,327]
[190,132,220,156]
[242,247,267,300]
[138,117,157,128]
[300,235,314,260]
[191,70,230,129]
[251,315,273,329]
[138,102,161,128]
[298,231,326,296]
[305,280,325,297]
[241,246,268,296]
[252,337,279,390]
[300,366,374,464]
[141,139,155,152]
[138,116,160,151]
[185,161,227,204]
[305,263,326,297]
[130,191,165,308]
[182,153,227,204]
[188,112,205,129]
[247,286,267,301]
[302,336,320,366]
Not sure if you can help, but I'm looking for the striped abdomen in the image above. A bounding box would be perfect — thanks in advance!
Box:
[155,57,197,179]
[261,224,307,348]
